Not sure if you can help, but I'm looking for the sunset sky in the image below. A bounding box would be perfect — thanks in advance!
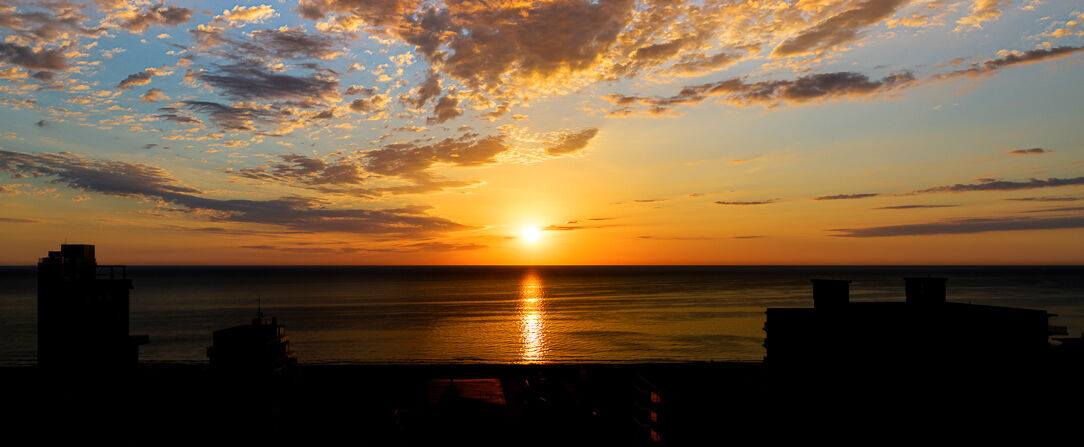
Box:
[0,0,1082,265]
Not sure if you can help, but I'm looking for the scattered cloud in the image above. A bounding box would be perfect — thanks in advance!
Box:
[931,46,1084,80]
[141,88,169,102]
[544,128,599,156]
[1004,196,1080,202]
[876,204,960,209]
[1020,206,1084,213]
[104,3,193,34]
[771,0,911,59]
[0,43,67,71]
[914,176,1084,193]
[607,71,916,116]
[236,154,365,186]
[118,66,172,89]
[830,215,1084,237]
[1009,148,1052,155]
[715,200,776,205]
[196,62,339,103]
[814,193,879,201]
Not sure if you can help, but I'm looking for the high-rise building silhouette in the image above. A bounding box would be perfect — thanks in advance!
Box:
[37,244,147,369]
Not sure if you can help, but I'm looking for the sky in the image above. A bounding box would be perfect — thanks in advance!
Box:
[0,0,1081,265]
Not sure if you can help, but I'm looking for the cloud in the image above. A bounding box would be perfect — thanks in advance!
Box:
[155,107,203,126]
[1005,196,1080,202]
[932,46,1084,80]
[1009,148,1051,155]
[117,67,171,89]
[607,71,915,115]
[349,94,390,114]
[141,88,169,102]
[667,51,741,77]
[545,128,599,155]
[181,101,287,131]
[914,176,1084,193]
[636,235,720,240]
[830,215,1084,237]
[2,4,104,42]
[0,149,473,236]
[105,3,193,34]
[814,193,879,200]
[241,240,485,253]
[364,134,510,178]
[427,94,462,124]
[0,43,67,71]
[211,4,278,26]
[876,204,960,209]
[956,0,1012,31]
[196,62,339,103]
[399,0,636,92]
[345,85,377,97]
[0,217,37,223]
[241,26,342,60]
[1020,206,1084,213]
[715,200,776,205]
[771,0,912,58]
[237,133,516,198]
[235,154,365,186]
[296,0,419,26]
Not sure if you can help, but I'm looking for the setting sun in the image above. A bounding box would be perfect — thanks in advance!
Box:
[520,226,544,244]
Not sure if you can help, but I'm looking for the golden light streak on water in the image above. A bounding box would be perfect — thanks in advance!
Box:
[518,271,547,362]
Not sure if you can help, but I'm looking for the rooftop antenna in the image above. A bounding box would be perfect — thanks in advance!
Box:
[258,297,264,320]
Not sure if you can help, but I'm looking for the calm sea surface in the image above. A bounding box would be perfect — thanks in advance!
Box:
[1,266,1082,366]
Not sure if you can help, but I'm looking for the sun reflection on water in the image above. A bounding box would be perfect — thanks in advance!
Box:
[519,271,547,362]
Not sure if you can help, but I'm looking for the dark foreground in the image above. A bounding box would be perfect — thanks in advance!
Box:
[5,358,1084,446]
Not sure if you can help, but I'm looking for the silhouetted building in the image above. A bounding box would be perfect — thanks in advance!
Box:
[207,316,297,376]
[37,244,148,369]
[632,373,663,445]
[764,278,1058,367]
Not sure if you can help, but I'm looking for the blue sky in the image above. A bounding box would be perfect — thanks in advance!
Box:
[0,0,1081,264]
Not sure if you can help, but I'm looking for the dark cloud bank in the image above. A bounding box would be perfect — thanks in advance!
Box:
[0,149,472,236]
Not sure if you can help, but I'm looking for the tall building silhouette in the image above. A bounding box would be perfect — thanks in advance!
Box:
[37,244,147,369]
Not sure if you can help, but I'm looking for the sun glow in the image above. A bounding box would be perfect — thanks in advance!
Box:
[520,225,543,244]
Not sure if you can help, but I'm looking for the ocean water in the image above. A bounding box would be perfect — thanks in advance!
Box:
[1,266,1082,366]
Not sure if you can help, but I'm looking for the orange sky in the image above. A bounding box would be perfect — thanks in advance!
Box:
[1,1,1082,264]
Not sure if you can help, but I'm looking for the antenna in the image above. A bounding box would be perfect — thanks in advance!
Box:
[258,297,264,320]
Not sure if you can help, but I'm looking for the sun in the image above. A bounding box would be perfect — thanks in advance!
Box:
[520,225,543,244]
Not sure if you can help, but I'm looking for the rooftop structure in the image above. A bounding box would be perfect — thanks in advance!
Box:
[764,277,1061,367]
[37,244,147,370]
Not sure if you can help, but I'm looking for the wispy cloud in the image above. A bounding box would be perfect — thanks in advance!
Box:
[715,200,776,205]
[1009,148,1052,155]
[1005,196,1080,202]
[0,150,474,236]
[814,193,879,201]
[831,215,1084,237]
[875,204,960,209]
[913,176,1084,193]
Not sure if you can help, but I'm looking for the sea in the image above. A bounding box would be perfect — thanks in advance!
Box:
[1,266,1082,366]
